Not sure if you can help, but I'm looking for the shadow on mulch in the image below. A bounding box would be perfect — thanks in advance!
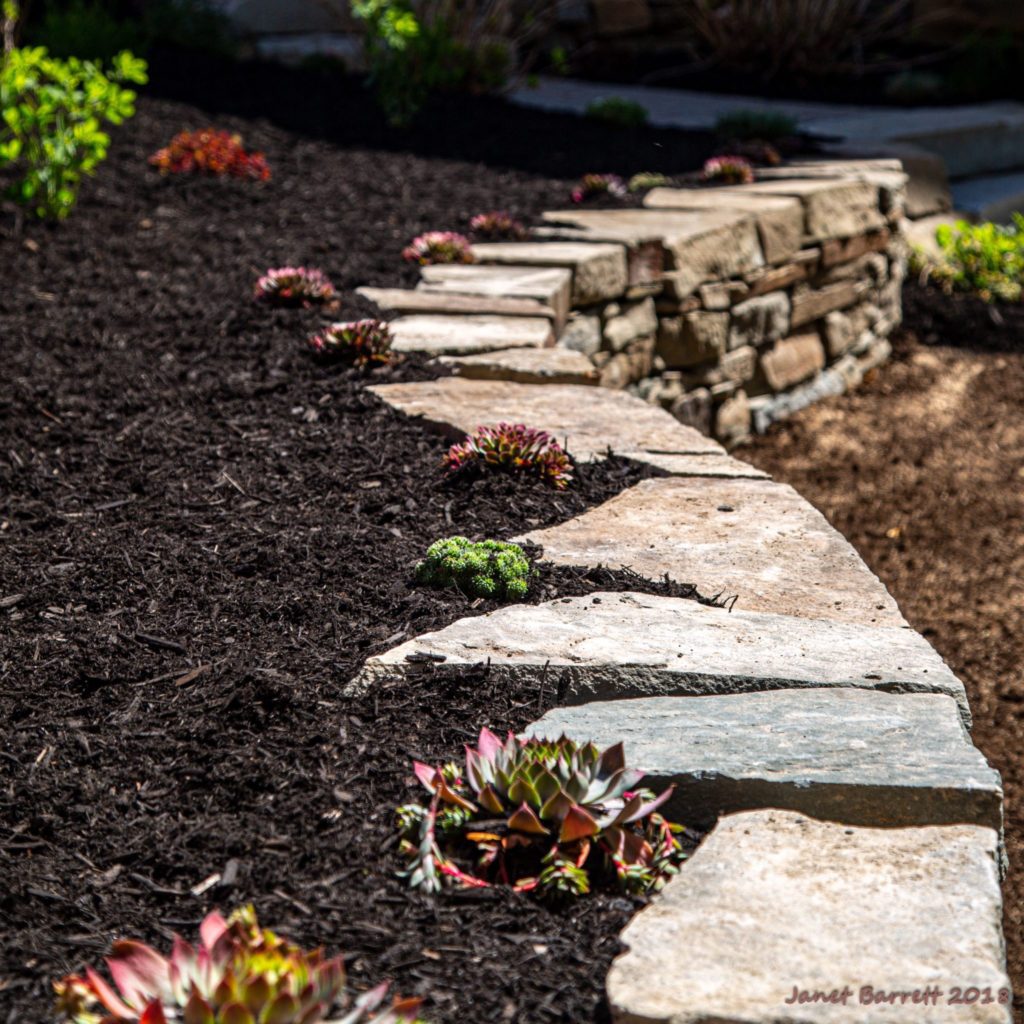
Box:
[902,278,1024,354]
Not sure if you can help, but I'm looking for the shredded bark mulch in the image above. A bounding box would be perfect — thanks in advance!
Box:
[902,278,1024,354]
[0,82,718,1023]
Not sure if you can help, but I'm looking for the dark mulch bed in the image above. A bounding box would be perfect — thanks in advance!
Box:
[902,277,1024,353]
[0,78,717,1023]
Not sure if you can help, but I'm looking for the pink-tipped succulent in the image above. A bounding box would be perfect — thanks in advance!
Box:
[469,211,528,241]
[397,729,688,897]
[443,423,573,490]
[570,173,627,204]
[700,155,755,185]
[401,231,474,266]
[254,266,337,308]
[53,905,423,1024]
[308,319,394,368]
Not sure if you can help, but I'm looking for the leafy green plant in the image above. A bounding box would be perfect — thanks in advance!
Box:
[913,216,1024,303]
[714,109,797,142]
[415,536,532,601]
[54,905,425,1024]
[585,96,648,128]
[398,728,688,896]
[627,171,672,193]
[0,44,146,219]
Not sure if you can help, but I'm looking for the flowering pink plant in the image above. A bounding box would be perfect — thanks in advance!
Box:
[570,173,627,204]
[700,155,755,185]
[443,423,573,489]
[401,232,474,266]
[254,266,337,307]
[53,905,423,1024]
[469,211,528,241]
[308,319,394,368]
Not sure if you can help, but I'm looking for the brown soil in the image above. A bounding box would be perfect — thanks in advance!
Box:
[742,317,1024,1019]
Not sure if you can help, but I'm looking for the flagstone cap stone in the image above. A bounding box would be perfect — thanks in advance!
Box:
[388,314,554,355]
[516,476,906,627]
[368,377,725,461]
[525,688,999,829]
[434,346,600,386]
[357,285,558,321]
[470,241,628,304]
[607,810,1010,1023]
[346,591,969,724]
[613,451,768,478]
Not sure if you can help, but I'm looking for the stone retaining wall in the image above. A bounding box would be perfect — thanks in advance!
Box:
[360,158,908,446]
[351,373,1011,1023]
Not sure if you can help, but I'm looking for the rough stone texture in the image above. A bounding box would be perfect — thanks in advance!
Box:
[418,264,571,330]
[356,286,556,322]
[669,388,712,435]
[698,279,748,310]
[656,311,729,367]
[516,476,906,626]
[744,248,819,296]
[350,590,968,718]
[369,377,725,460]
[614,451,768,478]
[435,346,599,386]
[820,250,889,286]
[388,314,553,355]
[790,279,867,327]
[643,188,803,265]
[527,689,999,830]
[733,178,888,242]
[750,367,848,433]
[471,241,628,305]
[597,336,655,389]
[760,332,826,391]
[557,311,602,356]
[728,292,791,350]
[823,302,880,358]
[603,297,657,350]
[820,228,892,267]
[608,810,1011,1024]
[681,345,757,388]
[713,388,751,446]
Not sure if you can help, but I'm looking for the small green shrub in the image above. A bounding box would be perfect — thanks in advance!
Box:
[415,536,533,601]
[627,171,671,193]
[585,96,648,128]
[0,45,147,219]
[714,109,797,142]
[913,216,1024,303]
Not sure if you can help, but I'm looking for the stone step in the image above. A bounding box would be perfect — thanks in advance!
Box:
[525,688,999,829]
[357,285,559,322]
[346,591,968,722]
[433,346,599,386]
[368,377,726,463]
[607,810,1010,1024]
[417,264,572,332]
[470,241,629,304]
[388,314,554,356]
[515,476,905,627]
[950,170,1024,224]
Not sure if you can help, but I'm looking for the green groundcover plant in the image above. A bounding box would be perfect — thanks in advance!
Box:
[912,216,1024,303]
[585,96,648,128]
[0,42,147,219]
[415,536,533,600]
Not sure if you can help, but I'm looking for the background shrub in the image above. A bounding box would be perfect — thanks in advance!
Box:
[585,96,649,128]
[913,216,1024,303]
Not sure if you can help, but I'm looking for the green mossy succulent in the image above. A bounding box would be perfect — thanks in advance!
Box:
[415,537,532,601]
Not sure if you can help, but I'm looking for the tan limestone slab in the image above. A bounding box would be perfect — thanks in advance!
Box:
[368,377,725,461]
[726,178,888,242]
[347,591,968,723]
[357,286,557,321]
[417,264,572,330]
[388,314,553,356]
[619,451,767,478]
[434,346,599,386]
[516,476,906,627]
[527,689,998,829]
[470,241,628,305]
[641,188,803,264]
[608,810,1010,1024]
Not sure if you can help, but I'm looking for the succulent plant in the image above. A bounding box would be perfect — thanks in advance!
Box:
[443,423,573,490]
[309,320,394,368]
[700,155,755,185]
[570,173,627,204]
[149,129,271,181]
[468,211,528,241]
[414,537,532,601]
[254,267,337,308]
[53,905,423,1024]
[627,172,672,193]
[398,729,687,897]
[401,232,474,266]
